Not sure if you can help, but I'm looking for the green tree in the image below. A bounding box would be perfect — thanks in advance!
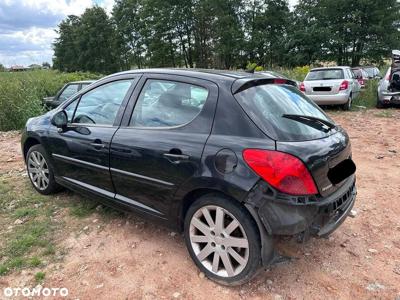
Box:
[53,15,81,72]
[244,0,291,68]
[112,0,145,69]
[287,0,328,66]
[193,0,215,68]
[292,0,400,66]
[77,6,119,73]
[212,0,245,69]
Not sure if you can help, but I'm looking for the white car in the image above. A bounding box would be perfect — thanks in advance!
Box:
[300,66,361,110]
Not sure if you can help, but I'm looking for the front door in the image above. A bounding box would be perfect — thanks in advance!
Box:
[48,77,138,196]
[110,75,218,217]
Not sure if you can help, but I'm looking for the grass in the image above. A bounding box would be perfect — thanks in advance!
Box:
[374,110,395,118]
[0,70,101,131]
[352,79,379,108]
[0,177,58,276]
[34,271,45,283]
[0,173,124,278]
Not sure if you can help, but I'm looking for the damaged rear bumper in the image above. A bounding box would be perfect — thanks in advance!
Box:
[247,175,357,238]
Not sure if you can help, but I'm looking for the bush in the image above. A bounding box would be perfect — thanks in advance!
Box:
[0,70,101,131]
[275,66,310,81]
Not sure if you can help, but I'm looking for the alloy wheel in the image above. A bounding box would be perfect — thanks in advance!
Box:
[27,151,50,191]
[189,205,249,277]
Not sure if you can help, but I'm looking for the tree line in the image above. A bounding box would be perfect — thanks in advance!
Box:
[53,0,400,74]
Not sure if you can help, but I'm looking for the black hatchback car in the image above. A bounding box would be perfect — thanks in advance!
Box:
[21,69,356,285]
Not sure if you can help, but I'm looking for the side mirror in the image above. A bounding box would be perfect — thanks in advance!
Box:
[51,110,68,129]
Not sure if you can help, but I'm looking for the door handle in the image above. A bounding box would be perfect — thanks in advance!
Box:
[90,139,105,150]
[163,153,190,160]
[163,149,190,164]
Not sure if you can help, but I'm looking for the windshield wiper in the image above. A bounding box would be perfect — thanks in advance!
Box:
[282,114,336,133]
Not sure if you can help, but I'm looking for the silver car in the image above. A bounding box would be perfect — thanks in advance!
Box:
[301,66,361,110]
[377,67,400,108]
[377,50,400,108]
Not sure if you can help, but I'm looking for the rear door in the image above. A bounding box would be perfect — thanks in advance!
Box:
[110,74,218,217]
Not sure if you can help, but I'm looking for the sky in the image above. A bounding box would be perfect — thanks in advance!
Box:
[0,0,298,68]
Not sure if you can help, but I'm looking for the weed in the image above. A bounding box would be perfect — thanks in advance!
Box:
[34,271,45,283]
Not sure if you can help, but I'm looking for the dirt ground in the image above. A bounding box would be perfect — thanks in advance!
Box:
[0,109,400,300]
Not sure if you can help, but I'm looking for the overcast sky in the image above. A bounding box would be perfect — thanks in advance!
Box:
[0,0,298,67]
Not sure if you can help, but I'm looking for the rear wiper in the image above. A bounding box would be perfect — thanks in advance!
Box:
[282,114,336,132]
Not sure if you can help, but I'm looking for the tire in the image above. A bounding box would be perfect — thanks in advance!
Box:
[342,95,352,111]
[184,194,262,286]
[26,144,61,195]
[376,94,385,108]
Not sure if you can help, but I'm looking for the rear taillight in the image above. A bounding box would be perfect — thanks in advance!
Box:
[299,82,305,92]
[358,79,364,85]
[339,80,349,91]
[243,149,318,195]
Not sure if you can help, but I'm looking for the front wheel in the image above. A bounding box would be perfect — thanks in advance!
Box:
[26,144,61,195]
[184,195,262,286]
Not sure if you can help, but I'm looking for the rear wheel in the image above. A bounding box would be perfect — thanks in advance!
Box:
[376,94,385,108]
[342,95,352,111]
[26,144,61,195]
[184,195,262,286]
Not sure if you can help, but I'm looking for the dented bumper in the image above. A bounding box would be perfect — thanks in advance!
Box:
[247,175,356,237]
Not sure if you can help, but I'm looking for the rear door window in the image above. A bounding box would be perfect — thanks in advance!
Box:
[129,79,209,127]
[234,84,336,141]
[305,69,344,81]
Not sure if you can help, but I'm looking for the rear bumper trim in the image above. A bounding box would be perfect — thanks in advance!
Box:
[250,176,356,236]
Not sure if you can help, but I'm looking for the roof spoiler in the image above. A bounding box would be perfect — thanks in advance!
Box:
[232,78,298,94]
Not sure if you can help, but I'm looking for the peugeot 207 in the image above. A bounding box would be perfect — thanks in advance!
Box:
[21,69,356,285]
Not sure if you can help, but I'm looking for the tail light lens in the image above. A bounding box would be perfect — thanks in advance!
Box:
[243,149,318,195]
[339,80,349,91]
[299,82,306,92]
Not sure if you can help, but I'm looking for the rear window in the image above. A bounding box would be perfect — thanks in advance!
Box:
[234,84,336,141]
[305,69,344,81]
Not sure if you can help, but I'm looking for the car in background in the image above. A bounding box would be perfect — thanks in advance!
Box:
[361,66,381,79]
[43,80,95,108]
[300,66,361,110]
[351,67,369,88]
[377,69,400,108]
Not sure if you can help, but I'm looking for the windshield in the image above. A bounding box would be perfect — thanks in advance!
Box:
[364,67,379,77]
[234,84,336,141]
[305,69,344,81]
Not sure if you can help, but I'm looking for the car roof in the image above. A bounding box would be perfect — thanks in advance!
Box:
[68,80,96,84]
[310,66,350,71]
[105,68,270,82]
